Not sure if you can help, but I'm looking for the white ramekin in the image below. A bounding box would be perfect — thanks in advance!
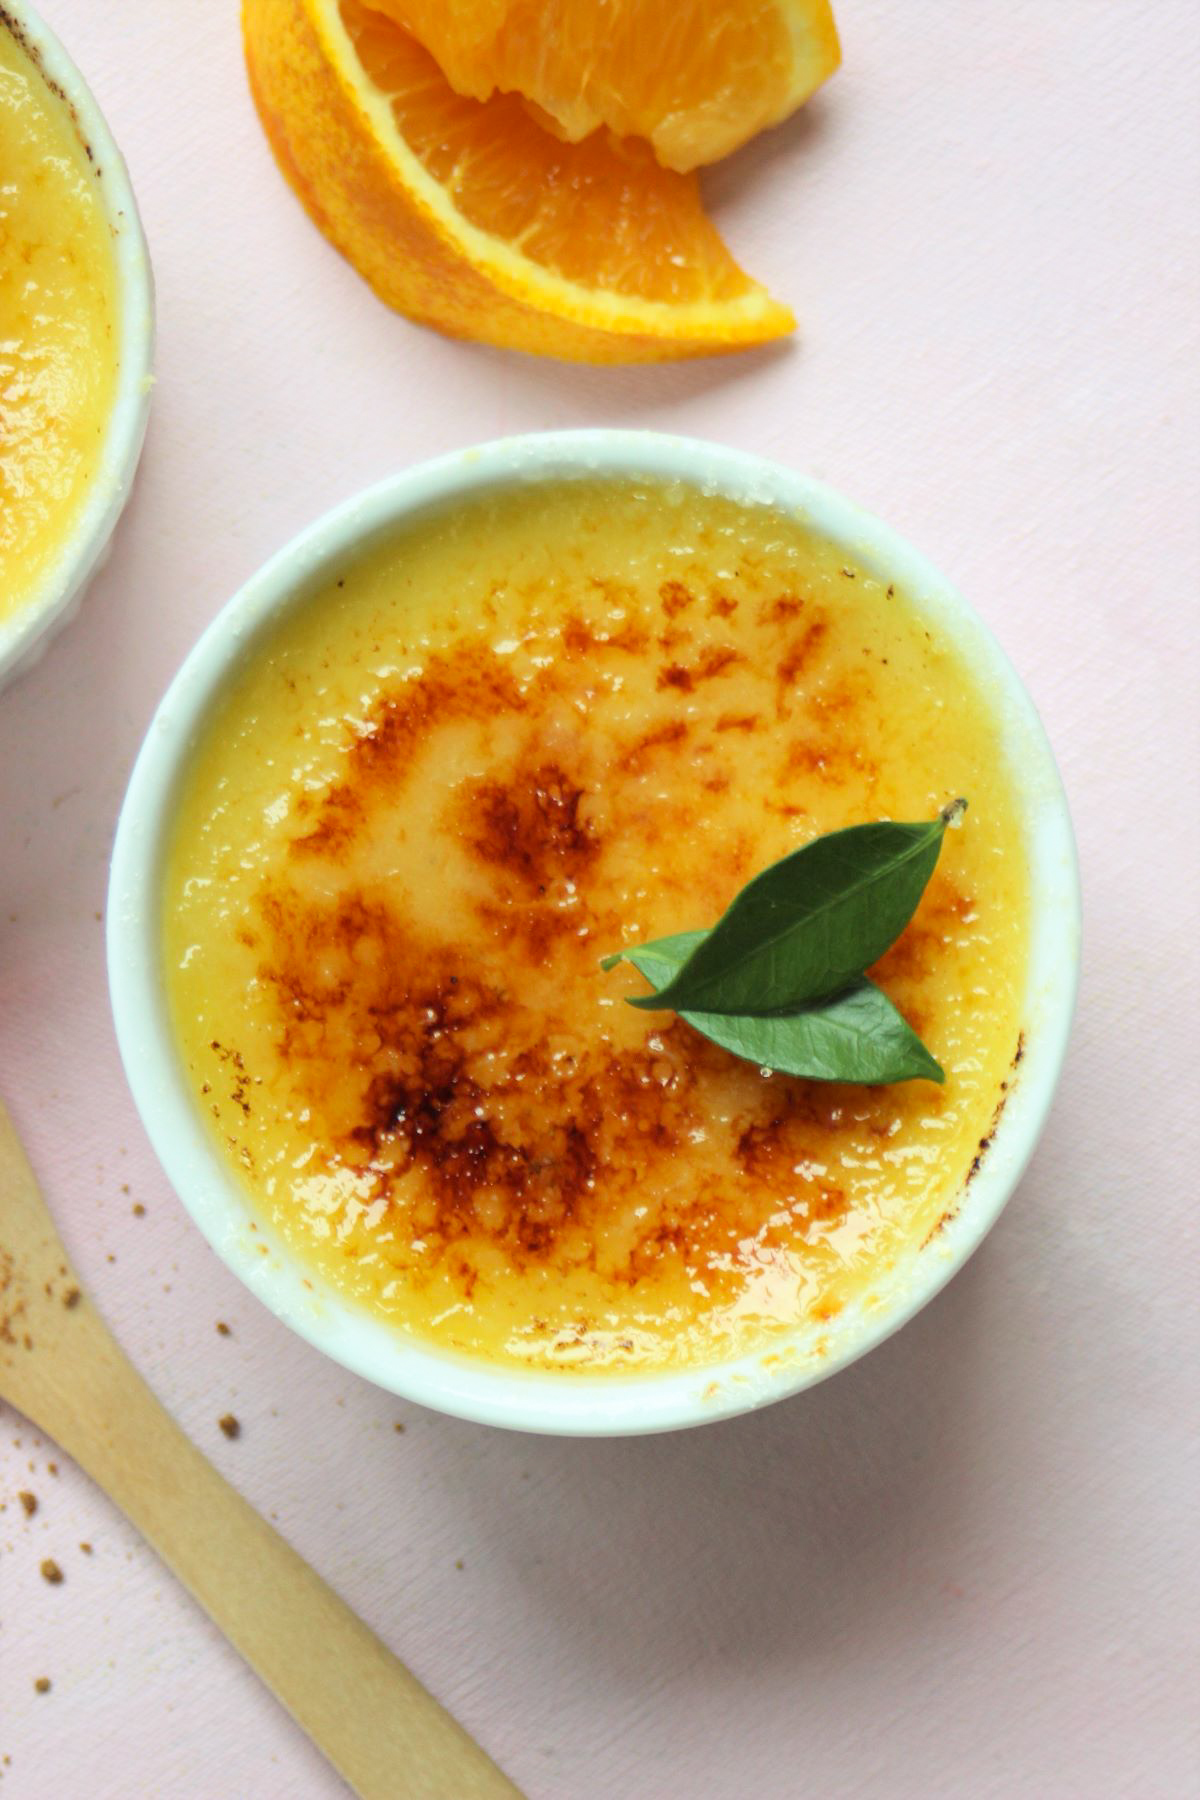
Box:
[0,2,154,692]
[107,432,1080,1436]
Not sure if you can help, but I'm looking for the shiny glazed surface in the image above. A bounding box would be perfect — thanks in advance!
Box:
[164,478,1030,1372]
[0,19,118,627]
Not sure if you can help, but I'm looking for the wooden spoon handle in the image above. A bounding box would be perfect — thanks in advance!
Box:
[66,1324,518,1797]
[0,1111,519,1800]
[42,1303,519,1799]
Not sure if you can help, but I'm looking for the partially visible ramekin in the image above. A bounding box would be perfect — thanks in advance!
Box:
[0,2,154,692]
[108,432,1081,1436]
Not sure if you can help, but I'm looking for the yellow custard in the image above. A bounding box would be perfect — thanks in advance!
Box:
[0,20,119,625]
[165,479,1030,1373]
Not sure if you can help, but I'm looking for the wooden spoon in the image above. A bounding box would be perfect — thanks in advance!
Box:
[0,1097,521,1800]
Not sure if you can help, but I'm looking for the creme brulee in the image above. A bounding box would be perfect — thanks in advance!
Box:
[164,479,1030,1373]
[0,20,119,626]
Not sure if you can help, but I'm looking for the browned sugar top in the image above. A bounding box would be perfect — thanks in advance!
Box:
[164,480,1029,1370]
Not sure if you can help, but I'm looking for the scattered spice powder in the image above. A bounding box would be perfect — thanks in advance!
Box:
[17,1491,36,1518]
[40,1560,63,1585]
[218,1414,240,1439]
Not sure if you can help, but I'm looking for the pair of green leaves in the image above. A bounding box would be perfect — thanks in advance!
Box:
[601,800,966,1086]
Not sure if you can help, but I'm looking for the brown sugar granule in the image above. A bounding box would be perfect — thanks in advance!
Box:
[34,1677,51,1694]
[393,1423,405,1434]
[40,1559,63,1585]
[17,1491,37,1518]
[47,1463,58,1476]
[218,1414,240,1439]
[79,1542,92,1555]
[132,1203,146,1218]
[215,1321,231,1337]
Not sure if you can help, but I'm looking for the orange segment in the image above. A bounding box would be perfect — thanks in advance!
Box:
[244,0,794,362]
[366,0,840,171]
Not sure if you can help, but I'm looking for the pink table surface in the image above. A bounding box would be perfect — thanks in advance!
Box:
[2,3,1197,1796]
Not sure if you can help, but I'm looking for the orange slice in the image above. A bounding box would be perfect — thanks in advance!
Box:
[366,0,840,171]
[244,0,795,363]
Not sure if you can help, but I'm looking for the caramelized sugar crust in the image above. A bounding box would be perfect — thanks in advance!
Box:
[166,482,1029,1370]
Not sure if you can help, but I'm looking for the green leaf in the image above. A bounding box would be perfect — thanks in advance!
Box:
[624,800,966,1015]
[613,929,708,987]
[620,935,943,1085]
[686,983,945,1085]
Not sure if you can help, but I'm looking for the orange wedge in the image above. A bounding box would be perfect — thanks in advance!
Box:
[244,0,795,363]
[367,0,840,172]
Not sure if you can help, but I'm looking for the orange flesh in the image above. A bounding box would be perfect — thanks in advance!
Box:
[243,0,791,363]
[164,480,1029,1373]
[343,1,754,302]
[366,0,839,170]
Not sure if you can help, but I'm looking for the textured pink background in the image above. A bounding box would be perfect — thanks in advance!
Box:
[2,3,1198,1795]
